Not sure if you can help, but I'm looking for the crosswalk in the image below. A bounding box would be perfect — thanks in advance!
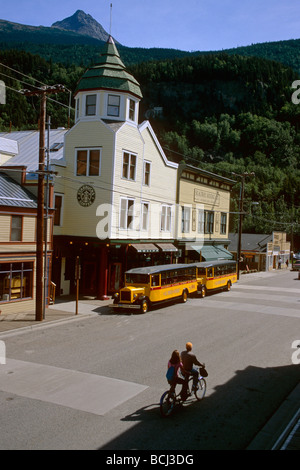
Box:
[192,283,300,319]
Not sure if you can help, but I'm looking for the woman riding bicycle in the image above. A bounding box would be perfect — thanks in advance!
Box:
[167,350,186,397]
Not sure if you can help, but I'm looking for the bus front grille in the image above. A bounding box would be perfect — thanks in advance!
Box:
[120,291,131,302]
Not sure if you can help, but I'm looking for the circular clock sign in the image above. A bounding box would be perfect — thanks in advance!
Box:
[77,185,96,207]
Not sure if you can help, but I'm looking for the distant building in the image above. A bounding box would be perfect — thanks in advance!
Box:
[229,232,291,272]
[177,164,235,263]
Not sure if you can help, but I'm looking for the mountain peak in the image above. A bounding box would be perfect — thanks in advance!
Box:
[51,10,111,42]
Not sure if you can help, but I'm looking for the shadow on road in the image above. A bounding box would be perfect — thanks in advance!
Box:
[98,363,300,450]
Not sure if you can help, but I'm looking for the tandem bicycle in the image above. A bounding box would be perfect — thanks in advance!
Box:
[160,366,207,417]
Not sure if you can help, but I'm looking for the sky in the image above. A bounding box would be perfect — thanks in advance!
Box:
[0,0,300,52]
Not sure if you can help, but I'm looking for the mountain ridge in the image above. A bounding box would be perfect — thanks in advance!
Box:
[51,9,112,43]
[0,12,299,73]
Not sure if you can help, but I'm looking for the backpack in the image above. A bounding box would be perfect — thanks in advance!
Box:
[166,365,175,382]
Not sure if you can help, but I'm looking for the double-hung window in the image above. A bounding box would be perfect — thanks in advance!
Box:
[220,213,227,234]
[122,152,137,181]
[143,161,151,186]
[129,99,136,121]
[205,211,214,234]
[107,94,120,117]
[120,198,135,230]
[141,202,149,231]
[181,206,190,233]
[11,216,22,241]
[161,205,172,232]
[76,148,101,176]
[85,94,97,116]
[198,209,205,234]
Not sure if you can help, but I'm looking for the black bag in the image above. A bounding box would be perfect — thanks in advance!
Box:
[200,367,208,377]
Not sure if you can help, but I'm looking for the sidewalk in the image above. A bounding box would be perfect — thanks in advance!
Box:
[0,295,113,337]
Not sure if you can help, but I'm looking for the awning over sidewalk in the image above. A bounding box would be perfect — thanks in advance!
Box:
[130,243,159,253]
[156,243,178,252]
[189,244,233,260]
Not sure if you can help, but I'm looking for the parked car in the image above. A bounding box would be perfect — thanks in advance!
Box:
[293,252,300,260]
[292,260,300,271]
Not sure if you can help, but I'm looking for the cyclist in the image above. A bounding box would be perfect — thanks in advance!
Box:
[167,350,186,395]
[181,342,204,395]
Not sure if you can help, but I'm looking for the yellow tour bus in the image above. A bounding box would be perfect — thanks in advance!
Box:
[111,264,197,313]
[190,259,237,298]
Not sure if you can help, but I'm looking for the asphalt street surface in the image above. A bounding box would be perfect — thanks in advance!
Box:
[0,269,299,450]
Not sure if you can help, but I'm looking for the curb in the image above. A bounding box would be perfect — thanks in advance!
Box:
[247,383,300,450]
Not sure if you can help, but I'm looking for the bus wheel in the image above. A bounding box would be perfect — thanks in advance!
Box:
[181,289,188,303]
[226,281,231,291]
[200,286,206,298]
[140,299,149,313]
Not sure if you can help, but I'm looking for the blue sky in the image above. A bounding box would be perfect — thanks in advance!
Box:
[1,0,300,51]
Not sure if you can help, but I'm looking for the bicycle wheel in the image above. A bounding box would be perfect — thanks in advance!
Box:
[194,378,206,401]
[160,391,176,417]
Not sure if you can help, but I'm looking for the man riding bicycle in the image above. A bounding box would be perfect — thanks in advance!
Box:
[181,342,204,398]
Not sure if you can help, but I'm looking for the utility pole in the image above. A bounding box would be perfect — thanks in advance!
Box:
[21,85,65,321]
[232,172,255,280]
[237,175,245,280]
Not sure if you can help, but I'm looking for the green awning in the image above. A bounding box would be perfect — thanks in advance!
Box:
[189,245,233,260]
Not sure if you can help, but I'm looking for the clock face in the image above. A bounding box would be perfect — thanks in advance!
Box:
[77,185,96,207]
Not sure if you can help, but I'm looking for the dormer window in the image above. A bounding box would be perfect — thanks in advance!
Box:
[85,94,97,116]
[107,94,120,117]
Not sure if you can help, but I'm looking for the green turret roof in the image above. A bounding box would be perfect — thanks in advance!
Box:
[75,36,142,99]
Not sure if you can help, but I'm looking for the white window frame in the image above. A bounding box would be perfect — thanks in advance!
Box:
[220,212,227,234]
[128,98,136,121]
[122,151,137,181]
[143,160,151,186]
[204,210,214,234]
[161,204,172,232]
[120,198,135,230]
[107,94,121,117]
[75,148,102,177]
[75,98,80,120]
[182,206,191,233]
[141,201,149,231]
[85,94,97,116]
[198,209,205,234]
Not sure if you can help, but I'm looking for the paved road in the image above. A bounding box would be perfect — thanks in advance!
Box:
[0,269,299,450]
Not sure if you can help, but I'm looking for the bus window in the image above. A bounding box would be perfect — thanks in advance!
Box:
[197,268,206,276]
[207,268,213,278]
[151,274,160,287]
[126,273,149,284]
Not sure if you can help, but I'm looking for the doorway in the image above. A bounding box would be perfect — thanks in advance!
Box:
[81,261,97,297]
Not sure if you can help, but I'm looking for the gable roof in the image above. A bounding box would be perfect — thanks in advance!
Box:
[229,233,273,252]
[0,137,18,156]
[0,129,67,172]
[0,173,37,208]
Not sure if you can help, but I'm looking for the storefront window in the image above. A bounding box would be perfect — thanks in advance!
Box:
[0,262,33,302]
